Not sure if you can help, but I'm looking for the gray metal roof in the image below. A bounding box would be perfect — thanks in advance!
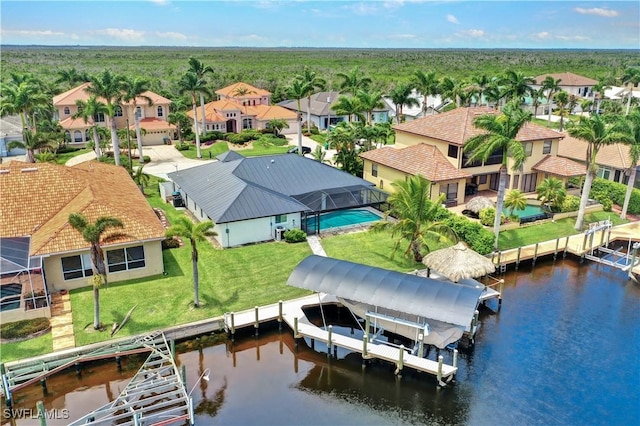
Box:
[168,154,383,224]
[279,91,390,117]
[216,150,244,162]
[287,255,483,328]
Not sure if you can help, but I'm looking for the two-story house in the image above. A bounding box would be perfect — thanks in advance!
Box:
[360,107,583,207]
[53,83,176,146]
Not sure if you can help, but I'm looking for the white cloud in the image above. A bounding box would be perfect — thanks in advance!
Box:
[459,29,484,38]
[533,31,552,40]
[447,14,459,24]
[149,0,169,5]
[555,35,590,41]
[155,31,187,41]
[342,2,379,15]
[389,33,418,39]
[574,7,619,17]
[93,28,145,42]
[531,31,590,42]
[2,29,64,36]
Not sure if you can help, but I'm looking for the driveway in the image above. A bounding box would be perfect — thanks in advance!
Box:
[285,133,337,163]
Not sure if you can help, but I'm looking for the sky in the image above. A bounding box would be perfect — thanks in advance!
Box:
[1,1,638,49]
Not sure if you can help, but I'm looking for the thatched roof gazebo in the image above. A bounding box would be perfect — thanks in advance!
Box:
[422,242,496,282]
[465,196,494,214]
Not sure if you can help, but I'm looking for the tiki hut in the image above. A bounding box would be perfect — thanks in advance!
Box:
[465,196,494,214]
[422,242,496,282]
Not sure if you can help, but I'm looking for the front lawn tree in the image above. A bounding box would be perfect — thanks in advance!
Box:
[123,76,153,164]
[296,67,326,132]
[286,79,310,155]
[7,129,51,163]
[463,101,531,250]
[68,213,124,330]
[178,72,212,159]
[73,95,108,158]
[166,217,217,308]
[187,57,215,134]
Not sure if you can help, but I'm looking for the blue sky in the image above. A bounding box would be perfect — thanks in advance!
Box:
[1,1,638,49]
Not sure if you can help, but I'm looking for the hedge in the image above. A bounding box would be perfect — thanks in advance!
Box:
[433,208,494,255]
[590,178,640,214]
[1,318,50,339]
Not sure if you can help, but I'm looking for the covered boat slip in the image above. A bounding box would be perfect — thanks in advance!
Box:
[286,255,486,349]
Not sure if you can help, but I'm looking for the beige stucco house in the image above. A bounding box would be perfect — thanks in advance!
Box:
[0,161,166,323]
[532,72,598,99]
[360,107,584,206]
[53,83,176,147]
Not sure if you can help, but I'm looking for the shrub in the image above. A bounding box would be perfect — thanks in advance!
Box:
[161,238,181,250]
[479,208,505,226]
[226,131,260,145]
[433,207,495,255]
[175,142,191,151]
[258,134,288,146]
[561,195,580,212]
[142,155,151,163]
[590,177,640,214]
[201,131,225,143]
[284,228,307,243]
[1,318,50,339]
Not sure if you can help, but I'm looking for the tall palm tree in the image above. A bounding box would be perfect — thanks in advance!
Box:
[286,79,310,154]
[619,110,640,219]
[470,74,492,106]
[7,129,52,163]
[371,174,457,262]
[296,67,326,132]
[531,87,546,116]
[463,101,531,250]
[621,66,640,116]
[413,70,440,115]
[355,89,384,125]
[165,216,217,308]
[178,72,212,159]
[501,70,535,104]
[536,177,567,212]
[439,76,465,108]
[567,114,631,230]
[542,76,562,127]
[187,57,215,134]
[85,70,126,166]
[592,79,610,115]
[0,80,49,131]
[388,83,419,124]
[73,96,108,158]
[122,77,153,164]
[336,66,372,96]
[553,90,571,131]
[68,213,124,330]
[55,67,90,90]
[331,95,362,123]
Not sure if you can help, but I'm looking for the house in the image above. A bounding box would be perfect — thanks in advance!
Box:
[279,91,346,130]
[382,89,446,122]
[0,115,24,158]
[360,107,575,207]
[53,83,176,146]
[558,133,640,186]
[532,72,598,99]
[0,161,166,323]
[167,151,387,247]
[189,82,298,134]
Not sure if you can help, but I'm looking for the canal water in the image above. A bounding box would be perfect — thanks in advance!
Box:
[3,258,639,425]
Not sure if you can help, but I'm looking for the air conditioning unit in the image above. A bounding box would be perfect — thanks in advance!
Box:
[275,226,285,241]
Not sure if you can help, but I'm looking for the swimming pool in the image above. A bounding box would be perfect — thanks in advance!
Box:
[304,209,382,232]
[510,204,549,223]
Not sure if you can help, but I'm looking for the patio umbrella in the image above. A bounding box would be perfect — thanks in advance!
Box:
[465,196,494,214]
[422,242,496,282]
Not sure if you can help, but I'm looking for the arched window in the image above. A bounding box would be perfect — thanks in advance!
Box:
[73,130,83,143]
[136,106,142,118]
[242,118,252,130]
[157,106,163,117]
[114,106,123,117]
[64,107,70,115]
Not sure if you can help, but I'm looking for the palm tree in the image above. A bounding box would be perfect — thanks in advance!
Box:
[621,66,640,116]
[554,90,571,131]
[592,79,610,115]
[7,129,52,163]
[68,213,124,330]
[165,216,217,308]
[619,110,640,219]
[531,87,546,117]
[0,80,49,131]
[178,72,212,159]
[336,66,372,96]
[542,76,562,127]
[413,70,440,115]
[55,67,90,89]
[73,96,108,158]
[501,70,535,104]
[286,79,310,154]
[331,95,362,123]
[580,99,594,115]
[536,177,567,212]
[439,76,465,108]
[355,89,384,125]
[311,145,328,163]
[296,67,326,132]
[267,118,289,136]
[187,57,215,134]
[371,174,457,262]
[567,114,631,230]
[471,74,492,106]
[85,70,126,166]
[463,101,531,250]
[388,83,419,124]
[122,76,153,164]
[128,163,150,193]
[504,190,527,217]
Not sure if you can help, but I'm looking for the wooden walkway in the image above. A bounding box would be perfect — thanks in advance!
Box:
[224,294,458,386]
[50,292,76,351]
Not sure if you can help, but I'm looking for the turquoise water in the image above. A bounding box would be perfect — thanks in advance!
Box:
[511,204,546,219]
[305,209,381,231]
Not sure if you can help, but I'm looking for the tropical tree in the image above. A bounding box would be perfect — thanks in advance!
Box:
[542,76,562,127]
[500,70,535,104]
[311,145,328,163]
[439,76,466,108]
[267,118,289,136]
[580,99,594,115]
[531,87,546,117]
[128,163,150,193]
[7,129,52,163]
[122,76,153,164]
[296,67,326,132]
[331,95,362,123]
[0,79,50,131]
[484,78,504,108]
[470,74,492,106]
[85,70,126,166]
[371,174,457,262]
[165,217,217,308]
[355,89,384,125]
[413,70,440,115]
[567,114,632,230]
[286,79,310,154]
[553,90,571,132]
[536,177,567,212]
[336,66,372,96]
[178,72,212,159]
[463,101,531,250]
[55,67,89,89]
[592,79,610,115]
[68,213,124,330]
[388,83,419,124]
[187,57,215,134]
[504,190,527,216]
[619,110,640,219]
[73,95,108,158]
[621,66,640,116]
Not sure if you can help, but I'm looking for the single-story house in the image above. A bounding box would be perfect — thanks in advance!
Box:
[0,161,166,323]
[167,151,388,247]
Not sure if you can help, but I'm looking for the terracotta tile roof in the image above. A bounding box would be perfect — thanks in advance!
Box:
[558,133,632,170]
[120,91,171,106]
[129,118,176,131]
[53,84,170,106]
[532,155,585,177]
[359,144,471,182]
[393,107,562,146]
[215,82,270,98]
[533,72,598,87]
[0,161,165,256]
[59,116,94,129]
[189,100,296,123]
[250,105,297,121]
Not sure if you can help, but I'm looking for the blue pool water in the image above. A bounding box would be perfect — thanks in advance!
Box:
[304,209,381,231]
[511,204,546,219]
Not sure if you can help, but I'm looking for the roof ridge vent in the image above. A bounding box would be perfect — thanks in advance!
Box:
[21,167,38,173]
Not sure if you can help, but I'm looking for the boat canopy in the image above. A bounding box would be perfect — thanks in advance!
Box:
[287,255,484,329]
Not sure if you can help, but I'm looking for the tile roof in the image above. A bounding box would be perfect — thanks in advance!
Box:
[59,116,94,129]
[557,133,632,170]
[189,100,296,122]
[532,155,585,177]
[53,84,170,106]
[533,72,598,87]
[128,118,176,131]
[215,82,270,98]
[0,161,165,256]
[359,144,471,182]
[393,107,562,146]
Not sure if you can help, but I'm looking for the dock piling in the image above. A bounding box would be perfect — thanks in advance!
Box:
[453,349,458,370]
[254,306,259,337]
[327,325,333,357]
[554,238,559,260]
[395,345,404,376]
[278,300,283,331]
[532,243,539,266]
[230,312,235,342]
[181,364,187,388]
[364,314,370,342]
[563,236,570,258]
[417,333,424,358]
[74,361,81,376]
[362,335,368,360]
[115,353,122,370]
[515,247,521,270]
[170,339,176,360]
[37,400,47,426]
[40,378,47,395]
[498,279,504,307]
[437,355,444,387]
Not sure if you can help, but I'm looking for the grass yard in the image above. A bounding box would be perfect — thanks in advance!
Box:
[178,141,229,160]
[54,148,91,164]
[1,333,53,363]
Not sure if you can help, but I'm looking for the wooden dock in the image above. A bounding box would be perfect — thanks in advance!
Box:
[223,294,458,387]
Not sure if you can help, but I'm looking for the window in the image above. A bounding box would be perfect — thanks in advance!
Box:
[513,174,520,190]
[157,106,164,117]
[275,214,287,224]
[94,113,105,123]
[478,175,487,185]
[74,130,83,142]
[523,142,533,157]
[447,144,459,158]
[243,118,253,130]
[372,163,378,177]
[440,182,458,201]
[379,180,384,189]
[62,254,93,280]
[136,106,142,118]
[114,106,123,117]
[543,140,552,154]
[63,107,70,115]
[106,246,145,273]
[597,167,611,180]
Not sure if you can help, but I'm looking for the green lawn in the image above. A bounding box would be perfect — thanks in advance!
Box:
[55,148,91,164]
[498,211,629,250]
[178,139,290,159]
[178,141,229,160]
[1,333,52,363]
